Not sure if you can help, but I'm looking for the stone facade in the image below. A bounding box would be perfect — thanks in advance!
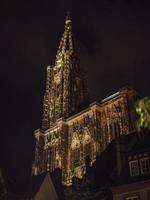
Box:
[32,14,138,185]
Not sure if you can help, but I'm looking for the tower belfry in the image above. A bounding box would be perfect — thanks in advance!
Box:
[42,14,88,130]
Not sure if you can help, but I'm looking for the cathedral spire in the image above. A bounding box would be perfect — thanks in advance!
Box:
[65,11,71,26]
[42,14,89,130]
[55,12,74,64]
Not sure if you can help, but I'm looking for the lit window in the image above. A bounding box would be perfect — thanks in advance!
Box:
[140,157,150,174]
[129,160,139,176]
[126,196,139,200]
[73,148,80,168]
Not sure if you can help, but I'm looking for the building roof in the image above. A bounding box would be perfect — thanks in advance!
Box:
[91,139,117,188]
[91,129,150,188]
[126,129,150,154]
[7,169,64,200]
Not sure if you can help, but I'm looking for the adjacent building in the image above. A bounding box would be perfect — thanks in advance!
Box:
[7,169,64,200]
[91,129,150,200]
[111,129,150,200]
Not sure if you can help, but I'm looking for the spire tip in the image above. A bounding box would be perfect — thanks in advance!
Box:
[65,10,71,25]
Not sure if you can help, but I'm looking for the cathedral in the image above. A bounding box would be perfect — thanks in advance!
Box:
[32,14,138,186]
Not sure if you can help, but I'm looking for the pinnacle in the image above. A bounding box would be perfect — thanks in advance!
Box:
[65,11,71,25]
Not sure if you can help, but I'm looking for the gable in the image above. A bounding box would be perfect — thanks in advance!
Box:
[33,174,58,200]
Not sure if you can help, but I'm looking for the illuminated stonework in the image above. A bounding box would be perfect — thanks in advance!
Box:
[32,14,138,185]
[42,13,88,130]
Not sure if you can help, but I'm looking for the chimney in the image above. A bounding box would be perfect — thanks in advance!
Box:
[116,136,127,177]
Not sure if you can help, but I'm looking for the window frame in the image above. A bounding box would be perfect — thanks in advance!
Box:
[125,195,139,200]
[140,157,150,175]
[129,160,139,177]
[126,196,139,200]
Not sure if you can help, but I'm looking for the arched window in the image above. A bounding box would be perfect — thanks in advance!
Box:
[84,143,91,170]
[72,148,80,168]
[84,143,91,158]
[114,121,120,138]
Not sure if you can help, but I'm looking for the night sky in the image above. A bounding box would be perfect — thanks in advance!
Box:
[0,0,150,183]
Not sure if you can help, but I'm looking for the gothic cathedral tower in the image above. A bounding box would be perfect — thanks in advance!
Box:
[32,14,138,185]
[42,13,88,130]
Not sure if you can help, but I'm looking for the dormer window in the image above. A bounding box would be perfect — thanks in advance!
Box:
[140,157,150,175]
[129,160,139,177]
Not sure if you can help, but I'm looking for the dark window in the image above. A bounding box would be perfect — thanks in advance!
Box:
[56,85,60,97]
[129,160,139,177]
[140,157,150,174]
[73,148,80,168]
[84,143,91,157]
